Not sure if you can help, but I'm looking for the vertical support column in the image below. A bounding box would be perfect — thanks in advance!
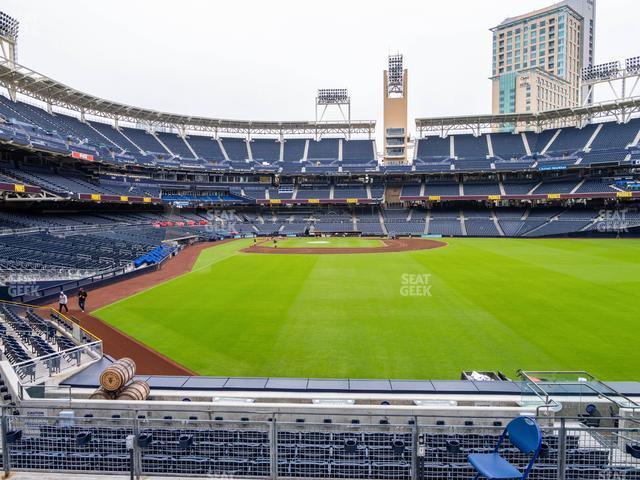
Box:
[411,416,420,480]
[246,136,253,161]
[269,417,278,480]
[133,414,141,479]
[1,407,10,477]
[556,417,567,480]
[6,84,16,102]
[347,101,352,140]
[218,138,229,161]
[486,133,494,158]
[1,33,18,102]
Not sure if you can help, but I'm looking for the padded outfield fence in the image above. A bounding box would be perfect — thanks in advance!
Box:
[0,410,638,479]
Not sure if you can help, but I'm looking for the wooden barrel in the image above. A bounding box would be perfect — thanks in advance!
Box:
[99,358,136,392]
[116,380,150,401]
[89,387,116,400]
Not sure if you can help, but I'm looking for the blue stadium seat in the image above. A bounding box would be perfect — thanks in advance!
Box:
[468,417,542,480]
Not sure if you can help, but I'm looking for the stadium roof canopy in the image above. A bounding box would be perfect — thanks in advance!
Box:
[415,97,640,136]
[0,57,375,136]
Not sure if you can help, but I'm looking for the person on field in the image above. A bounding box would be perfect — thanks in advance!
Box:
[273,238,278,248]
[78,288,88,312]
[58,291,68,313]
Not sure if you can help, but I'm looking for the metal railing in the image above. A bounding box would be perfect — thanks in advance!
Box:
[0,299,101,343]
[2,235,191,304]
[0,220,156,238]
[1,263,156,304]
[0,300,102,398]
[0,410,638,479]
[518,371,640,412]
[13,340,102,387]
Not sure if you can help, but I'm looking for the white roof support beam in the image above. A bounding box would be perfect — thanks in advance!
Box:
[0,57,375,137]
[416,97,640,136]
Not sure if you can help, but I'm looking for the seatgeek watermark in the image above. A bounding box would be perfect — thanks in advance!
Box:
[595,209,629,233]
[8,280,39,298]
[400,273,432,297]
[205,209,237,235]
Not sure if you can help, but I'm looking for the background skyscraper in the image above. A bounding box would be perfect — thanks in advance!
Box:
[491,0,595,115]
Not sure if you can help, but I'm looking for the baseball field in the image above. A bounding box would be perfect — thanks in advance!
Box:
[94,237,640,380]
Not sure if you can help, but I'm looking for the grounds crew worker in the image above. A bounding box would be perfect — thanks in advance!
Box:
[58,291,68,313]
[78,288,88,312]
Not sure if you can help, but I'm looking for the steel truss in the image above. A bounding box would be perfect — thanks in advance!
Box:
[581,68,640,108]
[415,97,640,137]
[0,190,57,201]
[0,57,375,138]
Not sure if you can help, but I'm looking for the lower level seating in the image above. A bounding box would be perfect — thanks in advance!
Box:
[428,220,462,236]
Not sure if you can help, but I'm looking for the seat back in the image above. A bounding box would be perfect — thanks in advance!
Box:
[507,416,542,454]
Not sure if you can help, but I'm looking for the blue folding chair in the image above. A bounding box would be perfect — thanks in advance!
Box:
[468,416,542,480]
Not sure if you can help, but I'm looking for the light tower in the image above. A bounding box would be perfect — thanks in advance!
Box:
[0,12,18,63]
[315,88,351,139]
[383,54,408,164]
[0,11,19,101]
[580,57,640,113]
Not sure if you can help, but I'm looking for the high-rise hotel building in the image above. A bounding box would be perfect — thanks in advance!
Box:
[491,1,595,115]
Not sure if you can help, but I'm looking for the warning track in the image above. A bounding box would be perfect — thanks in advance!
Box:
[48,241,235,375]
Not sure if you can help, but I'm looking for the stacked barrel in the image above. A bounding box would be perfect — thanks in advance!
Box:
[89,358,150,401]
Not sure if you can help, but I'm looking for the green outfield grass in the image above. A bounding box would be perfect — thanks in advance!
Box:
[94,237,640,380]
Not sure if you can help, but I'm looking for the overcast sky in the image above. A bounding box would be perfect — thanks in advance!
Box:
[3,0,639,135]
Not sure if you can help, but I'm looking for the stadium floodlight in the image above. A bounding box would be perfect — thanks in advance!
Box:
[387,54,404,94]
[580,66,595,81]
[581,61,620,82]
[580,57,640,106]
[0,11,19,42]
[315,89,351,128]
[626,56,640,75]
[317,88,349,105]
[0,11,19,65]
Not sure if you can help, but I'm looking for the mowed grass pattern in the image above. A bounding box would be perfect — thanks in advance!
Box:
[94,238,640,380]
